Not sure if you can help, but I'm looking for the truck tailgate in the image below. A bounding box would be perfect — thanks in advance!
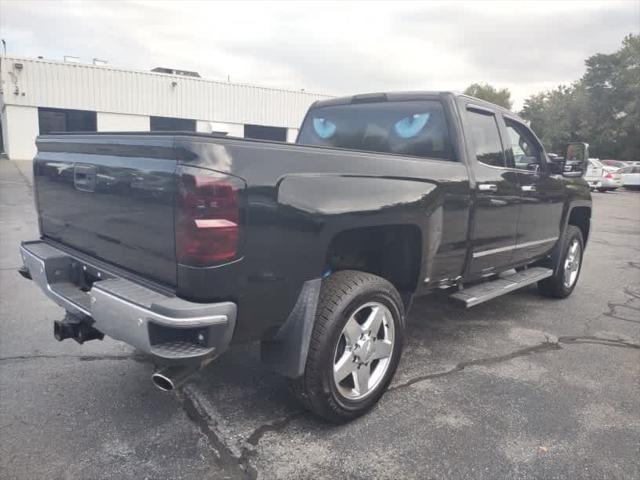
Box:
[34,136,178,286]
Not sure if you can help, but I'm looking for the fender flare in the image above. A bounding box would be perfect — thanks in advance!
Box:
[541,201,591,274]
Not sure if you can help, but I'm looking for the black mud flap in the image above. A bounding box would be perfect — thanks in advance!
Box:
[535,229,567,275]
[260,279,321,378]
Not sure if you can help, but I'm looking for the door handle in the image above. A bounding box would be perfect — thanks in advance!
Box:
[521,185,537,192]
[74,164,97,192]
[478,183,498,192]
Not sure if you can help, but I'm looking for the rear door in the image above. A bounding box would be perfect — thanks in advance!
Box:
[34,135,178,286]
[502,117,564,263]
[463,104,520,276]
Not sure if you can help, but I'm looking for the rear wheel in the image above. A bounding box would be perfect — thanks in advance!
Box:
[538,225,584,298]
[290,270,405,423]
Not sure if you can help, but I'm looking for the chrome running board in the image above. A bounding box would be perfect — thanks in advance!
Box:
[450,267,553,308]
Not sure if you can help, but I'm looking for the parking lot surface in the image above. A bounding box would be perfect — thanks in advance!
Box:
[1,159,639,479]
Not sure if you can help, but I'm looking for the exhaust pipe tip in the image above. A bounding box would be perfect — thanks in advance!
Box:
[151,364,199,392]
[151,372,175,391]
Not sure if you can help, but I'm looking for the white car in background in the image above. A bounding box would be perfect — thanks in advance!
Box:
[585,159,603,189]
[585,158,622,192]
[619,165,640,190]
[601,159,628,169]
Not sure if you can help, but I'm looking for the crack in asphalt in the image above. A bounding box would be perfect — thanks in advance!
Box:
[591,238,640,251]
[245,411,305,447]
[389,341,563,391]
[179,389,258,480]
[176,334,639,480]
[0,353,144,363]
[557,335,640,350]
[234,411,306,479]
[625,287,640,300]
[179,385,303,479]
[389,335,639,392]
[603,286,640,325]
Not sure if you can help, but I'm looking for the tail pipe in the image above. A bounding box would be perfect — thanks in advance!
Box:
[151,365,200,392]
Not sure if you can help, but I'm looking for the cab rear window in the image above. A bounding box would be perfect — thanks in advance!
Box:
[297,100,454,161]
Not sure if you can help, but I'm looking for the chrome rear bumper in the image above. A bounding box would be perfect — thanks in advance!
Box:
[20,241,236,362]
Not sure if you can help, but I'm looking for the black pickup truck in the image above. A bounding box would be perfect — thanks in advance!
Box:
[20,91,591,422]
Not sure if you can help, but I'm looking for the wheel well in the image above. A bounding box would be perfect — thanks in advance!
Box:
[324,225,421,295]
[568,207,591,245]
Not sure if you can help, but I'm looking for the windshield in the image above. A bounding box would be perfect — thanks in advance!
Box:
[297,100,454,161]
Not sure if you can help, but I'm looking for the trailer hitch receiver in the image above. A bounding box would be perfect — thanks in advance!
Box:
[54,313,104,344]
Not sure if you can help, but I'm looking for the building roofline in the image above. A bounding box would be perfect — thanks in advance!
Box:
[0,55,334,99]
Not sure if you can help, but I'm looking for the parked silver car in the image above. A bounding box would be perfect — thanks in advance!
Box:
[584,159,622,192]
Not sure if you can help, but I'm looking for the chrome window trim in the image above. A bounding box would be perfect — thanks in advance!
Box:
[472,236,558,258]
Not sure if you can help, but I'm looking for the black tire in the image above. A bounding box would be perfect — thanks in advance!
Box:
[596,188,607,192]
[289,270,405,423]
[538,225,584,298]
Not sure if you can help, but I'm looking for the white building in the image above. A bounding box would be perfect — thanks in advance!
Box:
[0,56,332,160]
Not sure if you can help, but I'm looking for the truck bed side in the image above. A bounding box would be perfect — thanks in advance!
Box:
[174,136,471,341]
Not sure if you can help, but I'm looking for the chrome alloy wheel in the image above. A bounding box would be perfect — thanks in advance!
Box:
[333,302,395,401]
[563,238,582,289]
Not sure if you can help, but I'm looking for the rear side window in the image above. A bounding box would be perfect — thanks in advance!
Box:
[466,110,506,168]
[297,100,454,161]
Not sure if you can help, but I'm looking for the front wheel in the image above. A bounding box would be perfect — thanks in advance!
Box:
[290,270,405,423]
[538,225,584,298]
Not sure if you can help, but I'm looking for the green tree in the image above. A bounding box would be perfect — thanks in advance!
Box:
[520,84,590,155]
[464,83,513,110]
[581,34,640,160]
[521,34,640,160]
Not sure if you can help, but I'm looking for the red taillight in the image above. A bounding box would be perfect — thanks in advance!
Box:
[176,168,244,266]
[605,173,613,179]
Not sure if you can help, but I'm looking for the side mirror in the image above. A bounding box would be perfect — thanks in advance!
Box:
[547,161,563,175]
[563,142,589,178]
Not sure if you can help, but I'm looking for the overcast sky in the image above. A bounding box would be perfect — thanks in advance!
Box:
[1,0,638,109]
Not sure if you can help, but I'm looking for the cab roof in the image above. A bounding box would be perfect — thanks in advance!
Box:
[311,91,518,120]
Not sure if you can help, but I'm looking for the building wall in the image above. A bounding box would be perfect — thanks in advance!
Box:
[1,56,329,129]
[97,112,149,132]
[0,56,332,160]
[1,105,39,160]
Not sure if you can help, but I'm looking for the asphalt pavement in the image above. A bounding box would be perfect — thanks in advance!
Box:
[1,159,639,479]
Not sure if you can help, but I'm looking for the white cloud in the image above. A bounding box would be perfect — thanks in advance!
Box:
[1,0,638,109]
